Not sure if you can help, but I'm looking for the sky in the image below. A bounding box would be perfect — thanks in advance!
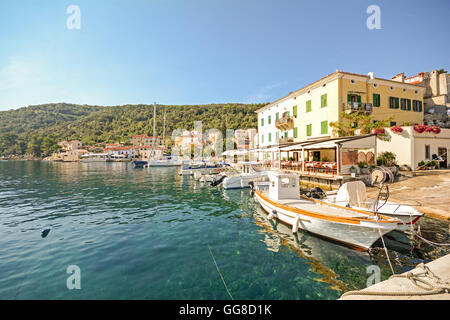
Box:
[0,0,449,110]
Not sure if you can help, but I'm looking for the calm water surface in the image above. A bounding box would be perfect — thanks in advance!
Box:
[0,161,448,299]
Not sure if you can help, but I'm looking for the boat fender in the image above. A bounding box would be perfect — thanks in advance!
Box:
[292,216,300,233]
[249,182,255,196]
[267,210,278,220]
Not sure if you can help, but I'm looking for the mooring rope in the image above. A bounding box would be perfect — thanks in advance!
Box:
[208,244,234,300]
[341,263,450,297]
[373,183,395,275]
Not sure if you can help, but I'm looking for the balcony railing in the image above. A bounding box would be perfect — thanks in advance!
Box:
[275,116,294,130]
[278,137,294,144]
[345,102,372,113]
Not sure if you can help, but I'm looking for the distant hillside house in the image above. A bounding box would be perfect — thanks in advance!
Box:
[132,135,162,147]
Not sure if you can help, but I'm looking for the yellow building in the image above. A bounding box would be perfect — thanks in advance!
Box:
[256,70,426,147]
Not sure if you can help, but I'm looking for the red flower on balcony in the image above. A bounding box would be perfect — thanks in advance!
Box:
[372,128,385,134]
[414,124,427,133]
[391,125,403,133]
[431,126,441,134]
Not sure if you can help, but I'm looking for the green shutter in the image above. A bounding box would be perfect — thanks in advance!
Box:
[268,133,271,142]
[276,131,280,141]
[261,118,264,126]
[306,100,311,112]
[407,99,411,110]
[268,115,271,124]
[395,97,399,109]
[321,94,327,107]
[418,101,422,112]
[306,124,312,136]
[275,112,279,120]
[293,127,298,138]
[373,94,380,107]
[261,134,264,144]
[321,121,328,134]
[356,95,361,103]
[293,106,297,117]
[284,131,288,138]
[347,94,352,103]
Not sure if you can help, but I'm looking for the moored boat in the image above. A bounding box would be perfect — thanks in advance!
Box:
[133,160,148,168]
[253,172,400,251]
[80,153,110,162]
[304,181,423,230]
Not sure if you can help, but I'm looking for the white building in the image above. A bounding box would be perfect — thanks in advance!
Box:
[377,126,449,170]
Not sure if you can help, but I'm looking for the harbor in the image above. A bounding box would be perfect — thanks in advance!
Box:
[0,160,448,299]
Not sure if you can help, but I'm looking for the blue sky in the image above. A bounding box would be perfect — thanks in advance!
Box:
[0,0,449,110]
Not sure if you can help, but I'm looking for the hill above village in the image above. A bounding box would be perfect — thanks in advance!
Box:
[0,102,265,157]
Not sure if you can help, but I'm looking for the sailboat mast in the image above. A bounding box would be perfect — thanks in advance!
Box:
[162,109,166,147]
[151,102,156,159]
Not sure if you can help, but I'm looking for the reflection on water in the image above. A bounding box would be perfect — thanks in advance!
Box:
[0,161,448,300]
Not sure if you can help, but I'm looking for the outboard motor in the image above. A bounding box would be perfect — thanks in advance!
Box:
[306,187,326,199]
[210,175,226,187]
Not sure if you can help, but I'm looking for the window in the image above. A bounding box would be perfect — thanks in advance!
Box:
[351,80,355,84]
[413,100,422,112]
[389,97,399,109]
[275,112,279,120]
[390,121,397,127]
[407,99,411,110]
[268,115,271,125]
[321,94,327,108]
[268,133,272,142]
[276,131,280,141]
[306,100,311,112]
[400,98,407,110]
[293,127,298,138]
[425,145,430,159]
[347,94,361,103]
[261,118,264,127]
[293,105,297,117]
[373,94,380,107]
[403,88,407,92]
[306,124,312,136]
[261,134,264,144]
[321,121,328,134]
[373,83,378,88]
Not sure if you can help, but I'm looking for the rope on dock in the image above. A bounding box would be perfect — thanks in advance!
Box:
[208,244,234,300]
[341,263,450,297]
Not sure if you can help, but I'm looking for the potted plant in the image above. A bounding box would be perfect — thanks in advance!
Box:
[391,125,403,133]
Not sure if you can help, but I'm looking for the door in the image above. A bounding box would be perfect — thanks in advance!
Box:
[438,148,447,168]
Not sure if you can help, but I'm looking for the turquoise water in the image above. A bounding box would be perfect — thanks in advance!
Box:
[0,161,448,300]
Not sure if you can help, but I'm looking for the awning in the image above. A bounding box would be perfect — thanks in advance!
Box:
[279,134,376,151]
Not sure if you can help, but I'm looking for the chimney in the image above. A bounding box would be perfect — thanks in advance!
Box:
[368,72,375,80]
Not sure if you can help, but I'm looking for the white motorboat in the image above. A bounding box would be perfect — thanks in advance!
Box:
[147,158,182,167]
[222,162,269,189]
[80,153,110,162]
[305,181,423,230]
[178,161,229,176]
[253,172,400,251]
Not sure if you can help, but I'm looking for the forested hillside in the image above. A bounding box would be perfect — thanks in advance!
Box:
[0,102,265,157]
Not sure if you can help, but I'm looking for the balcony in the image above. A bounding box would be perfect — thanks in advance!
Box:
[345,102,372,114]
[278,137,294,144]
[275,116,294,131]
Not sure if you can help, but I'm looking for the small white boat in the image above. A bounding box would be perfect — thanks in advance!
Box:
[306,181,423,230]
[147,158,182,167]
[253,172,400,251]
[178,161,228,176]
[80,153,110,162]
[222,162,269,190]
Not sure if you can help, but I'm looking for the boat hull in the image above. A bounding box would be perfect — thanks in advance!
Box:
[254,191,398,250]
[223,173,268,190]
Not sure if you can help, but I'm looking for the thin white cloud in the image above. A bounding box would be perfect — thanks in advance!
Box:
[244,83,282,103]
[0,56,48,91]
